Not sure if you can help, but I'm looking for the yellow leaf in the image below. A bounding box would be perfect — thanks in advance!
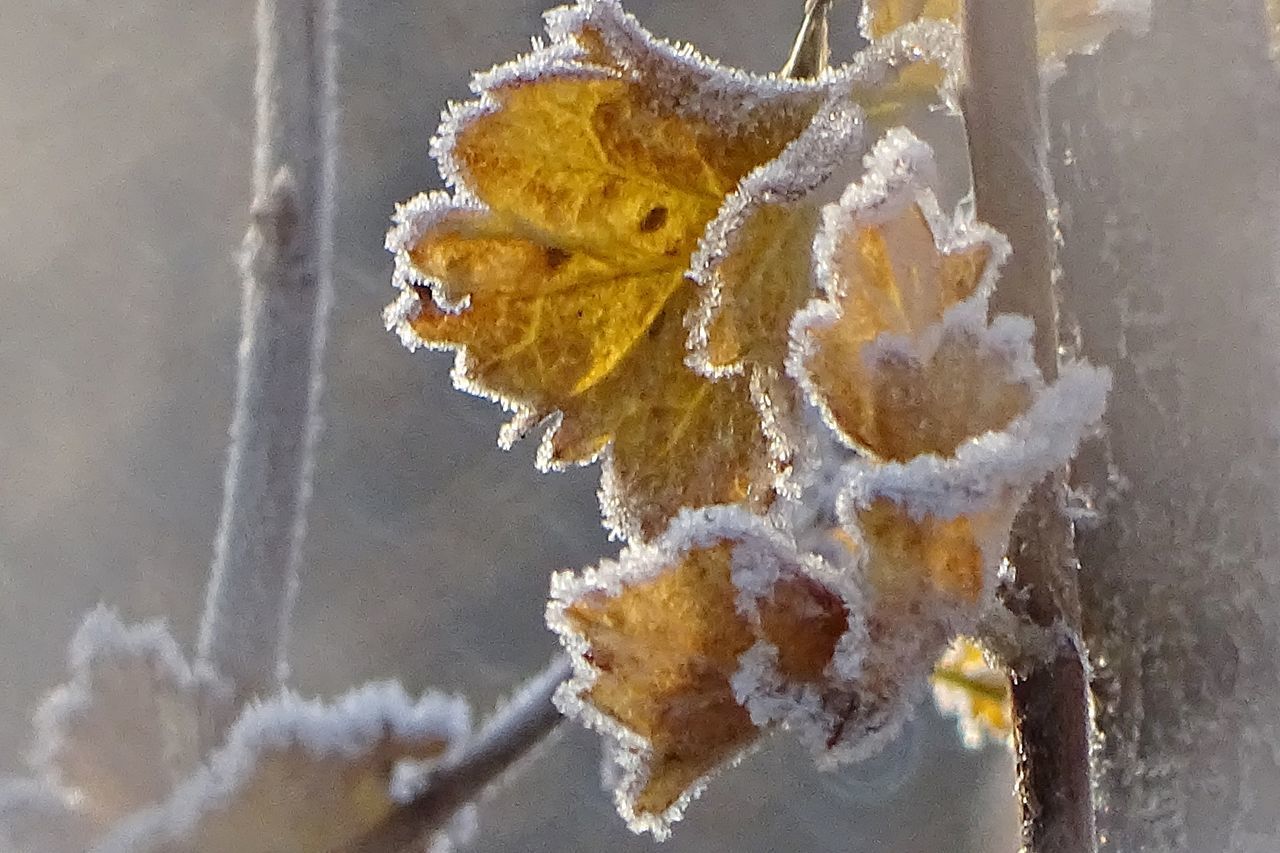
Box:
[790,128,1020,462]
[549,508,857,837]
[387,0,955,540]
[931,637,1013,747]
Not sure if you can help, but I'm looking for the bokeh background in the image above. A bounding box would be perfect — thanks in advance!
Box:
[6,1,1280,851]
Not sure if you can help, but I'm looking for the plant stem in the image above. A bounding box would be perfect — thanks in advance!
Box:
[341,656,572,853]
[197,0,337,699]
[961,3,1097,853]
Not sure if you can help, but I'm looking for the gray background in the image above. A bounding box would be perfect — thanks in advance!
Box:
[17,0,1249,850]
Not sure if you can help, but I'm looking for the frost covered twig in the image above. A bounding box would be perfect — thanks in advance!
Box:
[961,2,1097,852]
[197,0,338,698]
[341,656,571,853]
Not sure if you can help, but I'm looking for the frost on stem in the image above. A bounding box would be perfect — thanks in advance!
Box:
[383,0,959,541]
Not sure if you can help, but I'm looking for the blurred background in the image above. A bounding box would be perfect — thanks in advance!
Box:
[6,1,1280,851]
[0,2,1017,850]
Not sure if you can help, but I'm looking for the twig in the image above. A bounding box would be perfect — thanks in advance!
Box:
[961,3,1097,853]
[781,0,834,78]
[341,656,572,853]
[197,0,337,699]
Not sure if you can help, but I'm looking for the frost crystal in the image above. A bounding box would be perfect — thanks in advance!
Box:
[548,506,865,838]
[29,607,233,825]
[94,682,470,853]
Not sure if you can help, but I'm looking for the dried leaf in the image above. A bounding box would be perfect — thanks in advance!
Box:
[95,683,470,853]
[548,507,861,837]
[789,128,1016,462]
[30,607,233,826]
[930,637,1012,748]
[386,0,956,540]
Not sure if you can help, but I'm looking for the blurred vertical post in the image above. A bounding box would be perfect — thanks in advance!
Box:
[962,2,1097,852]
[197,0,337,698]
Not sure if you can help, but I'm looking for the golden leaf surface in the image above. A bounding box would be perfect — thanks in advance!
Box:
[389,0,956,540]
[550,509,853,834]
[931,637,1013,747]
[790,129,1023,462]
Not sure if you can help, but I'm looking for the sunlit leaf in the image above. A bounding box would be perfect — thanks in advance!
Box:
[548,507,861,837]
[789,128,1017,462]
[931,637,1013,748]
[386,0,956,540]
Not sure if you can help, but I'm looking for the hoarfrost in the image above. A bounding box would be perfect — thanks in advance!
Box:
[93,682,470,853]
[547,506,867,838]
[29,607,234,823]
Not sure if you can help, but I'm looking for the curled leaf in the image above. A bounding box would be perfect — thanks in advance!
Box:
[781,129,1109,760]
[95,683,471,853]
[789,128,1014,462]
[386,0,957,540]
[548,507,863,837]
[931,637,1013,748]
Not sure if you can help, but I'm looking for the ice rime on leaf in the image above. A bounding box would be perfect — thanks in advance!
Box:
[788,127,1108,762]
[789,127,1013,463]
[29,607,233,826]
[547,506,865,838]
[93,682,470,853]
[383,0,959,542]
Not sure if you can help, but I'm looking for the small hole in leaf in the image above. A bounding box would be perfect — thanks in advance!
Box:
[639,206,669,233]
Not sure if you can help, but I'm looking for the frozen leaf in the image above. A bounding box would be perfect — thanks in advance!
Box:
[386,0,955,540]
[95,683,470,853]
[930,637,1012,748]
[789,128,1013,462]
[686,99,861,383]
[29,607,233,826]
[861,0,1152,71]
[548,506,863,837]
[778,129,1109,766]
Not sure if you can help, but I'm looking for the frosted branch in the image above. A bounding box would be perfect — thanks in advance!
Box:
[962,2,1097,852]
[339,657,571,853]
[197,0,338,698]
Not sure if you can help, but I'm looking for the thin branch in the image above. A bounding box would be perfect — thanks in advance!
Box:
[197,0,338,699]
[961,3,1097,853]
[781,0,834,78]
[341,656,572,853]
